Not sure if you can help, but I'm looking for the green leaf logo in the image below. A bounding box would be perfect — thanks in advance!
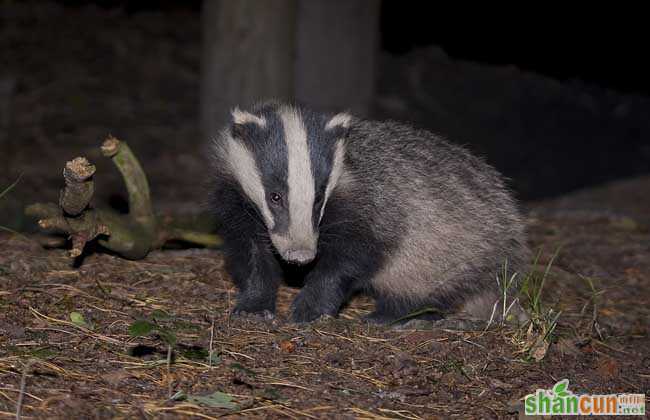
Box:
[553,380,570,397]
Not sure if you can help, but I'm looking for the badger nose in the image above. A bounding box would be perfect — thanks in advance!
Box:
[285,249,315,265]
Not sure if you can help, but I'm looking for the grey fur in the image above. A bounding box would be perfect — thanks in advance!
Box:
[338,119,530,320]
[210,101,530,323]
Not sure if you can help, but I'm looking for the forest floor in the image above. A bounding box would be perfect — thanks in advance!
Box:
[1,175,649,419]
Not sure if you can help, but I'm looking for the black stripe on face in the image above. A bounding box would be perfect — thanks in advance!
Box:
[231,108,290,236]
[228,105,346,244]
[301,109,342,228]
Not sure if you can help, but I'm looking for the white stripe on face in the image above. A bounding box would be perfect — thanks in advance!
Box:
[224,134,275,229]
[320,139,345,222]
[278,107,317,250]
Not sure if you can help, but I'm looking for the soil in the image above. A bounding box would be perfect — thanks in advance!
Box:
[1,177,649,419]
[1,2,649,419]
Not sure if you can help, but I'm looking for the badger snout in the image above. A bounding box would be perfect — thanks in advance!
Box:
[284,249,316,265]
[271,232,318,265]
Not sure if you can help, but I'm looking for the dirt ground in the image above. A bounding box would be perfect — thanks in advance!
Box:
[1,2,649,419]
[1,175,649,419]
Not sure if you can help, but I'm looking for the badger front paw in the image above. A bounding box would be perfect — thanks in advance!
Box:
[290,291,337,323]
[231,297,275,320]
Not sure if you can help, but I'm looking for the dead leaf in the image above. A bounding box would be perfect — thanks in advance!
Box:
[529,336,550,362]
[101,370,131,387]
[279,340,295,353]
[596,356,620,379]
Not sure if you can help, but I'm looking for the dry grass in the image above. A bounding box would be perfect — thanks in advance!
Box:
[1,206,649,418]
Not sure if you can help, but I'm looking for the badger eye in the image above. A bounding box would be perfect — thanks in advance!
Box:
[270,192,282,205]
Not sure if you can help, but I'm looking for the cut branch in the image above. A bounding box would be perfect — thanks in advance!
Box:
[26,135,220,262]
[101,136,155,228]
[60,157,95,216]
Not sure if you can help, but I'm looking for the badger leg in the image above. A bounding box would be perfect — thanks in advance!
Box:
[290,235,379,323]
[366,263,528,326]
[290,268,353,323]
[224,236,282,318]
[364,297,445,325]
[289,199,387,323]
[212,185,282,318]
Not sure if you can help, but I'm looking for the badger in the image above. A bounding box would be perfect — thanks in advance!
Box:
[208,101,530,324]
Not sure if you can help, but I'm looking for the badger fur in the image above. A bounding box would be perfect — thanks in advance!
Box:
[209,101,530,324]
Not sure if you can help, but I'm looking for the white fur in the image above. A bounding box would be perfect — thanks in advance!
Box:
[320,140,346,222]
[224,134,275,229]
[277,106,317,252]
[231,107,267,127]
[325,112,352,130]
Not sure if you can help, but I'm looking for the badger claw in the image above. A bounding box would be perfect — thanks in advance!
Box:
[290,292,337,323]
[231,306,275,321]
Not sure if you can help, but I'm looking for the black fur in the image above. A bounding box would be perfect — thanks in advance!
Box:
[209,102,530,324]
[210,182,282,316]
[290,197,390,322]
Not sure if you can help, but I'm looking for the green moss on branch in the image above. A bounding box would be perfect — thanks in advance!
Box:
[26,136,221,262]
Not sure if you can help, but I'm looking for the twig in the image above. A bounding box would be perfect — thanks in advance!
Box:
[27,136,221,262]
[29,306,124,345]
[166,344,173,398]
[163,228,222,248]
[209,316,215,367]
[0,173,23,201]
[60,157,95,216]
[101,136,154,230]
[15,359,34,420]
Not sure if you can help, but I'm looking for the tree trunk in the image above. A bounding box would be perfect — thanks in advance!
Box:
[295,0,380,117]
[200,0,296,139]
[200,0,380,140]
[0,77,15,152]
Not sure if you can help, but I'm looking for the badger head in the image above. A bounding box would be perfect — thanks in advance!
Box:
[218,103,351,265]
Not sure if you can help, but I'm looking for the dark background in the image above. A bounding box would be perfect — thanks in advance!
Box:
[381,4,650,96]
[1,0,649,230]
[55,0,650,96]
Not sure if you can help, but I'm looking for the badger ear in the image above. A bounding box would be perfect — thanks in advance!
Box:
[325,112,352,130]
[325,112,353,139]
[231,107,267,127]
[230,107,267,139]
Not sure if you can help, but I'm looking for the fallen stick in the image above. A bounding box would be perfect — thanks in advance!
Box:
[26,136,221,261]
